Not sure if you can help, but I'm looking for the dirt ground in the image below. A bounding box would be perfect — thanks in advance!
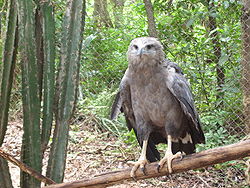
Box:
[2,121,249,188]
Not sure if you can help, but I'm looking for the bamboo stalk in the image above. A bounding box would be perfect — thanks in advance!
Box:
[44,140,250,188]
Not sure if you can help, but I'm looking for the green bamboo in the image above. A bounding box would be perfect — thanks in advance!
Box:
[0,0,18,186]
[40,0,55,154]
[17,0,42,187]
[46,0,85,183]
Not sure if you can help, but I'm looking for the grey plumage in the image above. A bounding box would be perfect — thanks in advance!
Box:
[111,37,205,176]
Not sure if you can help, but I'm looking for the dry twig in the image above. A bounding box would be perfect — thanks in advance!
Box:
[0,148,55,185]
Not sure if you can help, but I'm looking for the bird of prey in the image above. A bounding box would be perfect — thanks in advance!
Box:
[111,37,205,178]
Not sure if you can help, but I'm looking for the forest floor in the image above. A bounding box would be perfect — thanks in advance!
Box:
[2,120,249,188]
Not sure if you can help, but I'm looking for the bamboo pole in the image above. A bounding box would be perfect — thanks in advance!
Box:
[44,139,250,188]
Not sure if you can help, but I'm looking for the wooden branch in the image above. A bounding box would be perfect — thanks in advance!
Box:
[0,148,55,185]
[44,139,250,188]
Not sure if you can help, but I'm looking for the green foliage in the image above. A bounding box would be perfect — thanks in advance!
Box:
[121,129,138,147]
[197,126,237,151]
[153,0,242,113]
[81,0,149,96]
[78,87,138,145]
[78,89,127,137]
[196,110,240,152]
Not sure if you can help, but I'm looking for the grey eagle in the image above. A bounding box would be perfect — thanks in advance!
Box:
[111,37,205,178]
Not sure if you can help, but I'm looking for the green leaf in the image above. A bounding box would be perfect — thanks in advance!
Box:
[186,18,195,27]
[224,1,230,9]
[219,53,229,65]
[83,34,96,49]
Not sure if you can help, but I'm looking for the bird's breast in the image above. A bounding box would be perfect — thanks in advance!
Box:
[130,73,178,127]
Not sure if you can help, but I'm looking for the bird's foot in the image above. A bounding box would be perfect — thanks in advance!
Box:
[157,151,183,173]
[128,159,148,179]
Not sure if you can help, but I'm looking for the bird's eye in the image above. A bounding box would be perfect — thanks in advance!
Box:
[133,45,138,50]
[146,44,154,50]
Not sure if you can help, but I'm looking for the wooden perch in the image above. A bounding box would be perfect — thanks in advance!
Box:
[44,139,250,188]
[0,148,55,185]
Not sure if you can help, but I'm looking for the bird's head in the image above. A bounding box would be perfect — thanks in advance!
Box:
[127,37,165,66]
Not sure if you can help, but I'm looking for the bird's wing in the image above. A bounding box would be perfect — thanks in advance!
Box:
[164,61,205,144]
[110,69,161,162]
[110,90,122,120]
[110,69,130,120]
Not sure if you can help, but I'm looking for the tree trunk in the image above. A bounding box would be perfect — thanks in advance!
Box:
[93,0,113,27]
[111,0,125,28]
[207,0,225,107]
[143,0,158,38]
[46,0,86,183]
[241,0,250,133]
[17,0,42,187]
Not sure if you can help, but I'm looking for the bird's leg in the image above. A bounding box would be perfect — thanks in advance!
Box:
[157,135,182,173]
[128,139,149,178]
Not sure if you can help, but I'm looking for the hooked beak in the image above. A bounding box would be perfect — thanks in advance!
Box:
[136,48,144,58]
